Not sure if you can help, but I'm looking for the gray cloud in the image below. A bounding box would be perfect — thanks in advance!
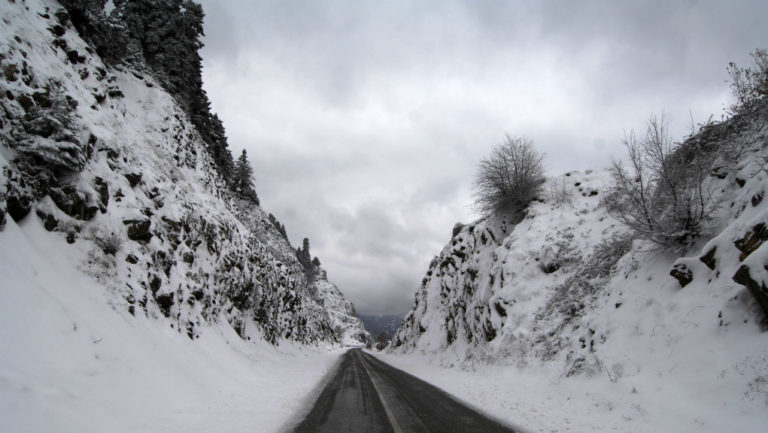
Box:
[197,0,768,315]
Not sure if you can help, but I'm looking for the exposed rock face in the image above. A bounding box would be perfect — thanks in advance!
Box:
[0,0,366,346]
[390,170,629,372]
[733,265,768,315]
[670,263,693,287]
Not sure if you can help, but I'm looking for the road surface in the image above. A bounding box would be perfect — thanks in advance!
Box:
[293,349,517,433]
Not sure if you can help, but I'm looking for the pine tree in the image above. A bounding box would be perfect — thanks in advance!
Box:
[112,1,236,185]
[233,149,255,197]
[296,238,312,269]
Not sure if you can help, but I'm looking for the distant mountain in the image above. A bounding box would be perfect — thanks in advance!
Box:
[359,314,404,338]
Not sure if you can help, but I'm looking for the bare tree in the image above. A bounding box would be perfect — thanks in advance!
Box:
[605,114,717,250]
[473,136,545,215]
[727,48,768,114]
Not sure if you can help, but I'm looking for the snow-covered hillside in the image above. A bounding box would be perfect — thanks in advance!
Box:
[0,0,366,347]
[390,103,768,430]
[0,0,370,430]
[0,212,345,433]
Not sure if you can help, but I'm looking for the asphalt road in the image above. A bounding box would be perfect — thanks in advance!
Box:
[293,349,517,433]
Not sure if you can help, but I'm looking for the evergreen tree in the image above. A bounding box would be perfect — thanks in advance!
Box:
[233,149,256,200]
[268,213,288,240]
[296,238,312,269]
[312,257,321,267]
[112,0,236,185]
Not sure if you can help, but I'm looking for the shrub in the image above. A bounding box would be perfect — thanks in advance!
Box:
[605,114,717,250]
[548,177,571,205]
[473,135,545,216]
[95,231,122,255]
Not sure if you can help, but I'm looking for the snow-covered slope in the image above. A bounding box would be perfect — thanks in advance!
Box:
[0,213,344,433]
[0,0,366,346]
[390,105,768,431]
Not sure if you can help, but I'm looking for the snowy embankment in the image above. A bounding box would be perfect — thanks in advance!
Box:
[0,215,340,433]
[389,106,768,432]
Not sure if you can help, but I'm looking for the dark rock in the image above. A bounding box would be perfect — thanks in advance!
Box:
[107,88,124,98]
[17,94,34,112]
[123,218,152,242]
[752,192,764,207]
[670,263,693,287]
[95,67,106,81]
[182,251,194,265]
[0,207,5,228]
[541,263,560,273]
[65,50,81,64]
[155,292,174,318]
[149,274,161,293]
[36,209,58,231]
[6,195,32,222]
[699,247,717,270]
[48,24,65,37]
[734,223,768,261]
[22,113,59,137]
[49,185,98,221]
[66,232,76,243]
[124,172,142,188]
[452,222,464,237]
[32,91,51,108]
[93,177,109,213]
[5,90,14,100]
[4,64,19,82]
[125,254,139,264]
[733,265,768,316]
[65,95,78,110]
[736,178,746,187]
[54,8,69,25]
[51,38,67,50]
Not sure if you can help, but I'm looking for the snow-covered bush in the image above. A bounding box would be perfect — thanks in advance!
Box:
[605,114,718,250]
[473,135,545,216]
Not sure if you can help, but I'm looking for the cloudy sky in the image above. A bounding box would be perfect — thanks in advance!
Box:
[196,0,767,316]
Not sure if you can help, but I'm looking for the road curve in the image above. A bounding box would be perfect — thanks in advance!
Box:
[293,349,517,433]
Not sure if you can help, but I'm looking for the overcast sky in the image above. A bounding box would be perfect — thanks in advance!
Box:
[196,0,767,316]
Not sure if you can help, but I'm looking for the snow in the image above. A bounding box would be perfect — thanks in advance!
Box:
[0,215,342,433]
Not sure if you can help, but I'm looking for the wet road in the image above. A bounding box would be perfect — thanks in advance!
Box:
[293,349,517,433]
